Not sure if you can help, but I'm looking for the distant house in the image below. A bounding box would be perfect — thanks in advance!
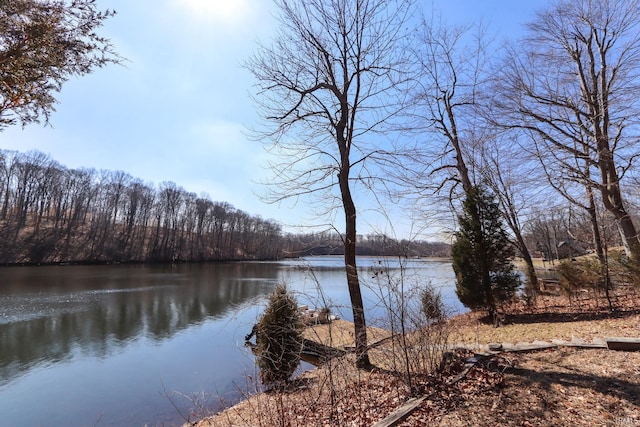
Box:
[556,239,589,259]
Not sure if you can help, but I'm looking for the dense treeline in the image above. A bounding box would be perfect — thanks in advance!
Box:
[0,150,450,265]
[0,150,283,264]
[7,147,630,266]
[281,231,451,258]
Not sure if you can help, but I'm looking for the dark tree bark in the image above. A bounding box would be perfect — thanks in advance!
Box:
[493,0,640,261]
[246,0,414,368]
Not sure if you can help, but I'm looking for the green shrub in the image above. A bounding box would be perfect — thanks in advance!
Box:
[255,284,303,389]
[608,250,640,287]
[421,284,445,322]
[557,258,603,293]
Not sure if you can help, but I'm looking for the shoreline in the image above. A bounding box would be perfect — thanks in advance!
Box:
[189,303,640,426]
[0,254,454,268]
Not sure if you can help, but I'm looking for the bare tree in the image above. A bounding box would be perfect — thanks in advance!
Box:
[407,15,506,255]
[479,134,544,293]
[0,150,19,220]
[527,127,615,304]
[493,0,640,260]
[409,16,492,200]
[246,0,414,368]
[409,16,522,321]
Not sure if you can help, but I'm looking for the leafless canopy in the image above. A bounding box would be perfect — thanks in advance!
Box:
[246,0,415,207]
[491,0,640,259]
[246,0,415,369]
[408,16,495,201]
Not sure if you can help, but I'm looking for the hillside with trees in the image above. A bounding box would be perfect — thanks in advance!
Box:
[281,231,450,258]
[0,150,449,265]
[0,150,283,264]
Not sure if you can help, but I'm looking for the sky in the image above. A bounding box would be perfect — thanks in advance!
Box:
[0,0,550,239]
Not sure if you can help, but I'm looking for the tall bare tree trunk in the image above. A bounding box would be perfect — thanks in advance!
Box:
[585,185,613,311]
[339,166,371,369]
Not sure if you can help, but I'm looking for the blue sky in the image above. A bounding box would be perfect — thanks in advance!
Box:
[0,0,549,238]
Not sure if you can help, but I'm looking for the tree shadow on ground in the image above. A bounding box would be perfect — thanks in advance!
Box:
[506,364,640,408]
[487,309,640,326]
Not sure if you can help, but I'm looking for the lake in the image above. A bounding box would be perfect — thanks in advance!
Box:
[0,256,460,426]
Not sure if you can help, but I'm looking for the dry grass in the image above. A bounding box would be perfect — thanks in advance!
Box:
[193,354,414,427]
[449,309,640,348]
[191,296,640,427]
[405,348,640,426]
[302,319,393,352]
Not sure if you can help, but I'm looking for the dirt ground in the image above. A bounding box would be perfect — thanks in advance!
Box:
[190,299,640,427]
[448,307,640,347]
[403,347,640,426]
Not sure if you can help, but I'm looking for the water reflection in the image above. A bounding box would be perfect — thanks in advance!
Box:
[0,263,280,386]
[0,257,459,426]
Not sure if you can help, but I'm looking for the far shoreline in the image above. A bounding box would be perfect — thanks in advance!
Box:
[0,254,454,268]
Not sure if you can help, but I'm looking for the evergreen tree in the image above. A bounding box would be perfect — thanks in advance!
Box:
[255,284,303,389]
[452,186,520,321]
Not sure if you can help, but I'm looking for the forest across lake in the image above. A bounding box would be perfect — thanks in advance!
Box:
[0,149,449,265]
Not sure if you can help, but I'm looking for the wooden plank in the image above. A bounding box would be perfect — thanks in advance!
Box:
[371,396,428,427]
[551,339,607,349]
[501,342,557,352]
[606,337,640,351]
[372,357,481,427]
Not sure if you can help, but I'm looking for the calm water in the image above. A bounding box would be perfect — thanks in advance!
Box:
[0,256,459,427]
